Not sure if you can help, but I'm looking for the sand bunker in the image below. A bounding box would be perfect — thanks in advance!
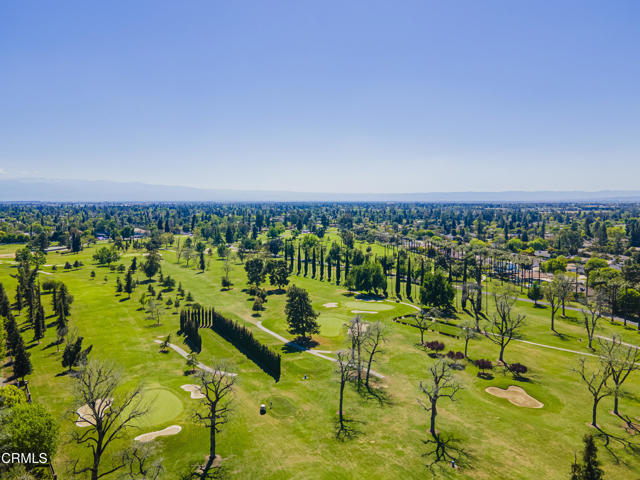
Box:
[134,425,182,442]
[348,323,369,336]
[351,310,377,314]
[323,303,338,308]
[181,384,205,399]
[76,398,113,427]
[485,386,543,409]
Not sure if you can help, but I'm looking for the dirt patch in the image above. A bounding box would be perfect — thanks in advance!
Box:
[0,253,14,258]
[181,384,204,399]
[76,398,113,427]
[323,303,338,308]
[134,425,182,442]
[485,386,543,409]
[351,310,378,314]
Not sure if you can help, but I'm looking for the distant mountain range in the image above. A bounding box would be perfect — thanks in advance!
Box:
[1,177,640,203]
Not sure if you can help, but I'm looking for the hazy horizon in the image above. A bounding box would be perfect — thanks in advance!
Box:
[2,1,639,192]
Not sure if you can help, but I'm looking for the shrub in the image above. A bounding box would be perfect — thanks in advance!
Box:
[474,359,493,372]
[509,363,528,376]
[64,261,72,270]
[252,297,264,311]
[425,341,445,352]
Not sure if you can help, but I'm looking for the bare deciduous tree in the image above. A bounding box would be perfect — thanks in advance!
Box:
[71,361,150,480]
[346,316,367,389]
[465,283,482,331]
[543,281,561,332]
[363,321,386,388]
[598,336,639,417]
[484,292,525,364]
[574,358,611,428]
[335,350,354,437]
[581,296,605,349]
[121,444,164,480]
[418,360,462,464]
[194,361,237,479]
[459,320,477,359]
[554,274,575,317]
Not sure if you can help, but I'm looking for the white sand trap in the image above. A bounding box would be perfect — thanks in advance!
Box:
[348,323,369,336]
[134,425,182,442]
[323,302,338,308]
[351,310,378,314]
[76,398,113,427]
[181,384,204,399]
[485,386,543,409]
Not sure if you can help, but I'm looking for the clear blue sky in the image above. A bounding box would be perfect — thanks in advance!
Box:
[1,1,639,193]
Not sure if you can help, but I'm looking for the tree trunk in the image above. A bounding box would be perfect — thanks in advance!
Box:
[613,388,620,416]
[339,380,345,428]
[430,401,437,438]
[551,311,555,332]
[592,399,599,427]
[499,344,505,363]
[464,338,469,358]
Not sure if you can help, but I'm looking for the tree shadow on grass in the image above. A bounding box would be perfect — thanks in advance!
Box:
[335,416,364,440]
[361,385,393,407]
[592,424,640,465]
[281,337,319,354]
[422,432,470,472]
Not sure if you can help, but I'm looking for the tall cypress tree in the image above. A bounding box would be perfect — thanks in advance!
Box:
[406,256,412,299]
[344,249,350,278]
[327,259,332,282]
[304,249,308,277]
[4,312,20,358]
[0,282,10,317]
[34,301,45,343]
[336,252,341,286]
[395,254,401,297]
[320,248,324,280]
[297,244,302,275]
[420,258,425,286]
[312,248,316,278]
[13,333,32,382]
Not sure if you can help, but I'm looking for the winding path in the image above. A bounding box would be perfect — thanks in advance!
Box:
[254,321,385,379]
[385,297,632,359]
[153,339,237,376]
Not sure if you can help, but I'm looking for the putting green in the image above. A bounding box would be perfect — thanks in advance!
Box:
[344,301,393,311]
[317,313,349,337]
[131,386,184,428]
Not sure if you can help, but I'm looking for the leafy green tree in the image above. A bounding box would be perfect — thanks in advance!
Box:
[346,262,386,294]
[420,270,455,309]
[285,285,320,340]
[142,251,162,280]
[124,268,133,297]
[62,335,92,372]
[92,246,120,266]
[12,334,32,382]
[244,257,266,288]
[266,259,290,290]
[0,403,59,466]
[406,256,412,298]
[0,385,27,409]
[527,281,543,306]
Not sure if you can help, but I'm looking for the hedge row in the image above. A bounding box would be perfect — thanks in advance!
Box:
[180,307,281,381]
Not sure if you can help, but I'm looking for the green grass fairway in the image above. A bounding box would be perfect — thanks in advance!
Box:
[2,238,640,479]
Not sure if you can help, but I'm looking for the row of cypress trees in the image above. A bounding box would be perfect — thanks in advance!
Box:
[179,307,281,380]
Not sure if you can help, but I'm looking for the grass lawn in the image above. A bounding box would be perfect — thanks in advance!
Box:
[2,239,640,479]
